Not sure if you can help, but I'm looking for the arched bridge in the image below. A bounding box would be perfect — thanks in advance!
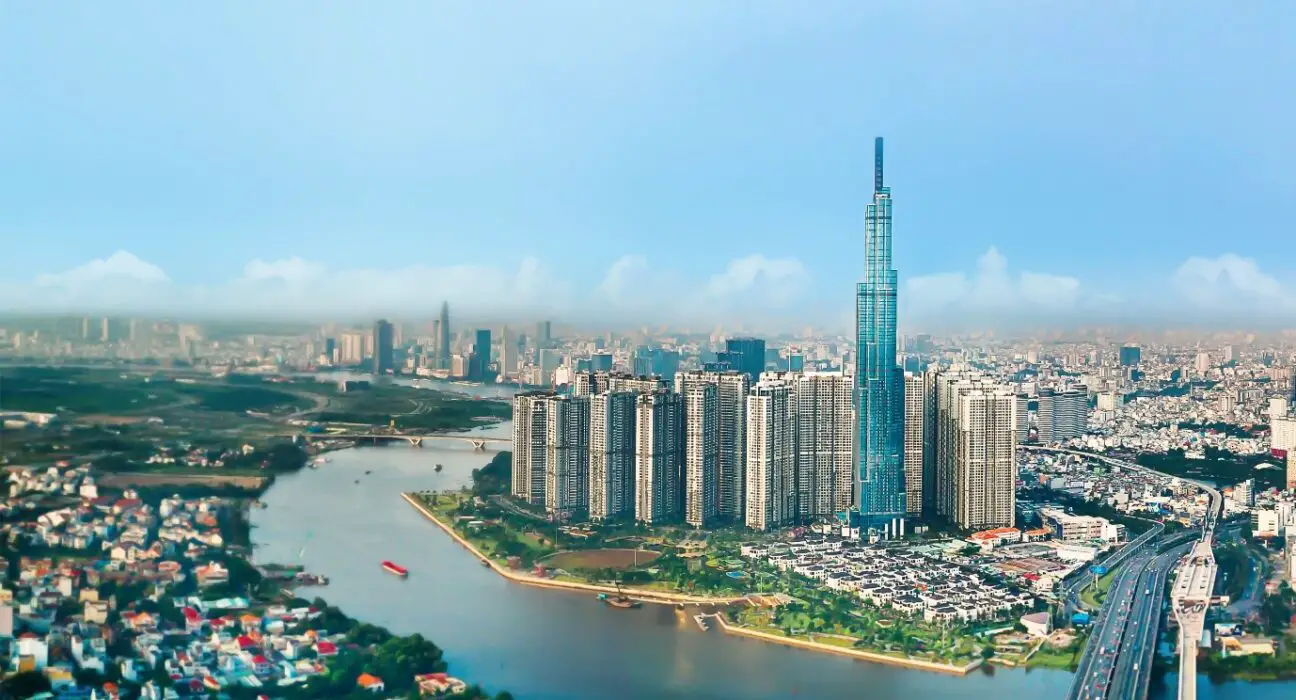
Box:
[298,432,508,451]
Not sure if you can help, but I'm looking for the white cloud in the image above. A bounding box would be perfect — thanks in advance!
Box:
[26,251,172,312]
[6,250,811,324]
[903,247,1088,320]
[241,257,327,284]
[598,255,650,303]
[703,254,809,309]
[1172,253,1294,311]
[34,250,170,287]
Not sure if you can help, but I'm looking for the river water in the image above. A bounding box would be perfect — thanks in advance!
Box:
[251,384,1287,699]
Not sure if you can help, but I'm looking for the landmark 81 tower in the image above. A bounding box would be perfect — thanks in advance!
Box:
[855,137,906,538]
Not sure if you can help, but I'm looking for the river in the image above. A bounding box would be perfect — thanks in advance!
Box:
[251,406,1287,699]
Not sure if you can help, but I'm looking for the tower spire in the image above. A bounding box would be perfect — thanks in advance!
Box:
[874,136,885,192]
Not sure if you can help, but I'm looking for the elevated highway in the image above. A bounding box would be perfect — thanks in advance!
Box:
[1024,447,1223,700]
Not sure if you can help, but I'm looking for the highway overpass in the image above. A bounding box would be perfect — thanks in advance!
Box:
[1024,446,1223,700]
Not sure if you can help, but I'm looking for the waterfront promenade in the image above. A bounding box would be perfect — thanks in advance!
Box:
[401,492,978,676]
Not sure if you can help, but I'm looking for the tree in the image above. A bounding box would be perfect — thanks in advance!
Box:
[2,671,51,697]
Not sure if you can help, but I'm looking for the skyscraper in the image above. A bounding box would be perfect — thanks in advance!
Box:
[935,373,1018,530]
[499,326,515,378]
[676,370,750,521]
[1119,345,1141,367]
[544,395,590,517]
[724,337,766,384]
[780,370,854,520]
[634,390,684,525]
[472,328,492,380]
[511,392,551,504]
[903,371,929,518]
[1036,386,1089,444]
[855,137,905,537]
[682,383,719,528]
[746,378,795,531]
[340,331,365,365]
[536,320,552,350]
[590,391,637,521]
[373,319,395,376]
[438,302,451,370]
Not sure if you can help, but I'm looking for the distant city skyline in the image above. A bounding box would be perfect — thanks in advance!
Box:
[2,3,1294,328]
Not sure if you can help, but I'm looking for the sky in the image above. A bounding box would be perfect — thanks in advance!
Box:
[1,2,1294,331]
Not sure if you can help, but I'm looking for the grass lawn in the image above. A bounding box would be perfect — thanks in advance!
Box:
[1080,569,1117,609]
[1027,643,1083,670]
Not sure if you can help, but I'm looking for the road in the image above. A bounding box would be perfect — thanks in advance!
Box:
[1107,543,1194,700]
[1069,548,1155,700]
[1063,522,1164,618]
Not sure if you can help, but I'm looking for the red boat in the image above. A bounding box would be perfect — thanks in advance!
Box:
[381,561,408,577]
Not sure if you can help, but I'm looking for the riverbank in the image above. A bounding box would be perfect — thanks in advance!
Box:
[401,492,742,605]
[708,612,981,676]
[403,491,981,676]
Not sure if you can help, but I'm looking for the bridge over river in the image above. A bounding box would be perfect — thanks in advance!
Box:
[296,432,509,451]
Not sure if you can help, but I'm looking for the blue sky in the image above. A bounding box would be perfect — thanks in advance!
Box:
[1,2,1293,329]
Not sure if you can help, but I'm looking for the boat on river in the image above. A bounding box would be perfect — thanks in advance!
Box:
[597,584,641,609]
[382,561,409,577]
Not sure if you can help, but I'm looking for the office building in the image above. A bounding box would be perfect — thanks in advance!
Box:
[1118,345,1141,367]
[1036,386,1088,444]
[544,395,590,517]
[634,390,684,525]
[1223,345,1236,363]
[855,136,906,537]
[438,302,451,370]
[724,337,767,384]
[936,373,1018,530]
[537,349,561,387]
[783,370,854,520]
[676,370,750,521]
[536,320,552,350]
[589,392,637,521]
[746,378,795,531]
[1287,451,1296,491]
[510,392,552,504]
[373,320,395,376]
[591,352,614,373]
[632,348,653,376]
[499,326,515,377]
[903,371,930,518]
[682,383,719,527]
[1268,398,1290,420]
[471,329,492,380]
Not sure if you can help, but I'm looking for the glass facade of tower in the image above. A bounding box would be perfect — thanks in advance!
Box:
[855,137,906,536]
